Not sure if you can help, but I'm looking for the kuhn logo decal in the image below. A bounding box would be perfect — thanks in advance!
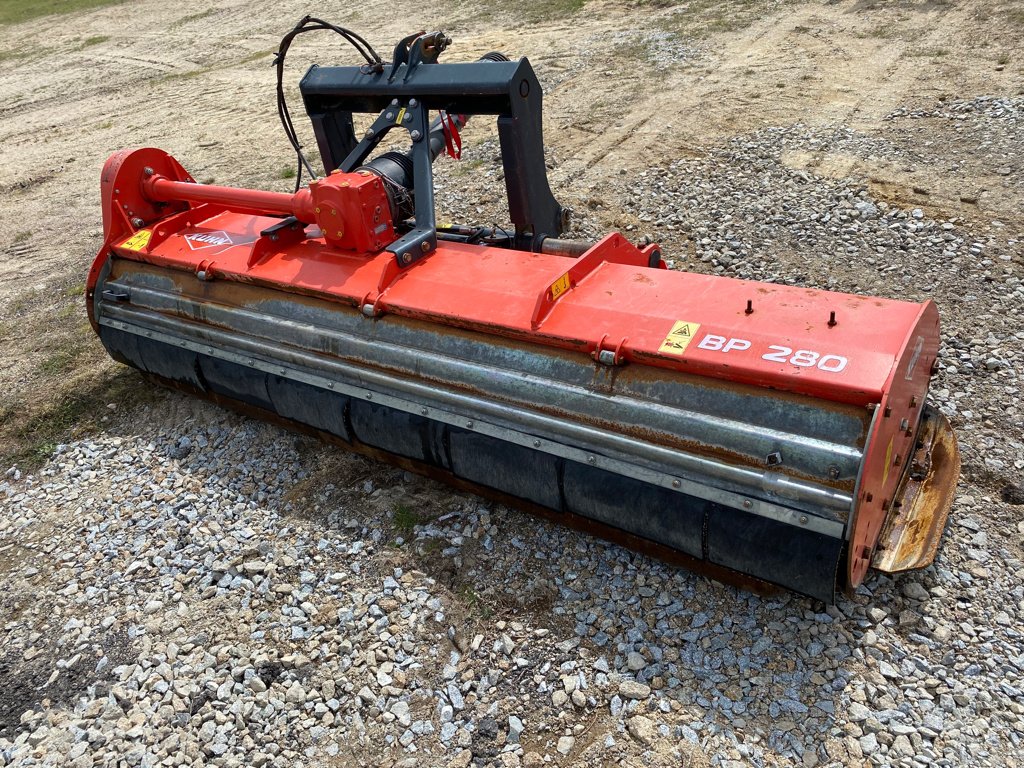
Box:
[185,230,233,250]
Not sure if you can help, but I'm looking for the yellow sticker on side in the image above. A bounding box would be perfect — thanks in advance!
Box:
[549,273,571,301]
[120,229,152,251]
[658,320,701,356]
[395,107,407,125]
[882,436,894,487]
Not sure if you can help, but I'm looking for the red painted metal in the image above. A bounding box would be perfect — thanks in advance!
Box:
[90,148,948,591]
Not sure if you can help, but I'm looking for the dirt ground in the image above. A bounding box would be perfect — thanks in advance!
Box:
[1,0,1023,765]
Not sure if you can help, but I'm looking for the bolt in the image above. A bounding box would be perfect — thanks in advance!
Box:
[827,311,837,327]
[745,299,753,315]
[828,465,840,480]
[401,252,412,265]
[390,98,399,106]
[671,479,681,489]
[364,128,374,138]
[328,383,334,389]
[386,112,394,120]
[143,167,154,177]
[409,98,418,107]
[900,418,909,431]
[420,241,430,252]
[366,392,372,400]
[410,130,422,141]
[131,217,145,227]
[742,499,752,509]
[247,359,254,365]
[799,515,808,524]
[421,408,428,415]
[587,455,596,464]
[403,113,412,123]
[533,440,541,447]
[466,421,474,428]
[315,207,321,214]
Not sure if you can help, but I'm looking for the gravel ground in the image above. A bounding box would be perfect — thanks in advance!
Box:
[3,56,1024,768]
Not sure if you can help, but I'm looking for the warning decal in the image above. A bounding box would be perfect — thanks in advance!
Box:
[658,320,701,356]
[549,273,571,301]
[120,229,152,251]
[882,436,894,487]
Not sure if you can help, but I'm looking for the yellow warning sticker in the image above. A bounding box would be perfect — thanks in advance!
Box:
[395,107,407,125]
[549,273,571,301]
[882,436,894,487]
[658,320,701,356]
[120,229,152,251]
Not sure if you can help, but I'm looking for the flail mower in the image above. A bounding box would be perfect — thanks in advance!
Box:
[86,19,959,602]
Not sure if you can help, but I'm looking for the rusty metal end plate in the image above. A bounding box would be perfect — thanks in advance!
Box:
[872,406,960,574]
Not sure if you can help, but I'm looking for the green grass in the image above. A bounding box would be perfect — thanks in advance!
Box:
[1,367,163,469]
[663,0,791,38]
[393,504,421,535]
[171,8,215,28]
[38,347,83,376]
[278,165,297,180]
[80,34,108,47]
[12,231,31,244]
[508,0,586,22]
[0,0,123,25]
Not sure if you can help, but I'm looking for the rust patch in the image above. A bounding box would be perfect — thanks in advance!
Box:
[872,408,960,573]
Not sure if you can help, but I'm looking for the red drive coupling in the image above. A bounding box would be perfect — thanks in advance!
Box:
[305,171,396,253]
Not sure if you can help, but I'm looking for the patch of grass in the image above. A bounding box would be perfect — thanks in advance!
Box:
[80,34,108,47]
[1,367,163,469]
[13,231,31,244]
[277,165,297,180]
[997,53,1010,65]
[158,49,273,84]
[459,585,493,619]
[65,282,86,297]
[98,119,112,129]
[38,346,82,376]
[238,49,273,65]
[663,0,793,38]
[0,46,29,63]
[393,503,421,535]
[0,0,123,25]
[172,7,214,27]
[459,0,586,23]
